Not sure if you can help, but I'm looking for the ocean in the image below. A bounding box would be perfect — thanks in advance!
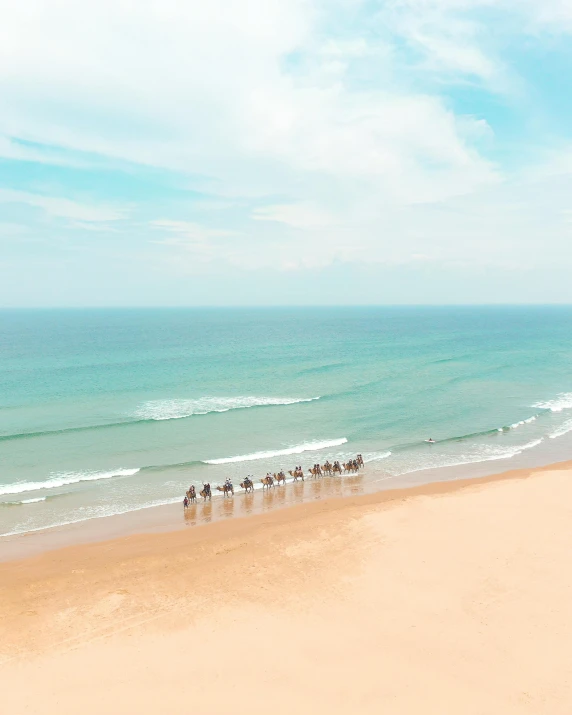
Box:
[1,306,572,538]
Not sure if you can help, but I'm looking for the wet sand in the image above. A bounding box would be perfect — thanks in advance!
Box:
[0,471,372,561]
[2,461,572,713]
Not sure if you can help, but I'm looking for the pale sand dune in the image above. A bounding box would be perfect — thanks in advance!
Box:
[2,464,572,714]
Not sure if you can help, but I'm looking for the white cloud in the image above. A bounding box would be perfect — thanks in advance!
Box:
[253,203,335,228]
[1,0,571,300]
[0,189,127,222]
[0,0,498,203]
[152,219,237,241]
[150,220,240,263]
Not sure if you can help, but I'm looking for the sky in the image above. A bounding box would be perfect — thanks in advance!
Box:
[1,0,572,306]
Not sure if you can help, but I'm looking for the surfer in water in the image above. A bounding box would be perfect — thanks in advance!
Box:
[426,438,435,443]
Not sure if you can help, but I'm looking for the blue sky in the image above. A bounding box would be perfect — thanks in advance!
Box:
[1,0,572,306]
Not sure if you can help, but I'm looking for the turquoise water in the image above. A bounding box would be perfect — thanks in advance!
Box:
[1,306,572,536]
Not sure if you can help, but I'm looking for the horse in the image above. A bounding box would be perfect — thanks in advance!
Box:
[274,471,286,485]
[216,483,234,497]
[186,486,197,503]
[261,475,274,490]
[240,478,254,493]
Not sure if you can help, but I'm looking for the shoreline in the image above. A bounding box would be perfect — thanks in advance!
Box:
[1,455,571,566]
[4,423,572,555]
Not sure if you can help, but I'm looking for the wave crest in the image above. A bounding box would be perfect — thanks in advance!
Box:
[549,419,572,439]
[533,393,572,413]
[497,415,539,432]
[363,451,392,462]
[133,396,320,421]
[0,468,140,497]
[203,438,348,465]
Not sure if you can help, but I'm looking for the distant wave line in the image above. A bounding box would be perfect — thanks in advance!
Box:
[132,396,320,421]
[0,396,321,442]
[390,418,540,452]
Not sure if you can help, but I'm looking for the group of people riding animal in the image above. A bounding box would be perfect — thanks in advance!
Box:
[183,455,364,508]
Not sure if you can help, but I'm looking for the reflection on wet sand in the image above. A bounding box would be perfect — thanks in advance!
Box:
[311,480,323,498]
[325,476,343,498]
[183,504,197,526]
[344,473,364,494]
[262,488,275,511]
[222,498,235,518]
[201,502,213,523]
[275,485,287,506]
[242,492,255,515]
[291,481,305,503]
[181,471,368,530]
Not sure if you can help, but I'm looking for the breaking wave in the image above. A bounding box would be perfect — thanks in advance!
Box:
[203,438,348,465]
[398,438,544,476]
[0,468,140,497]
[363,451,392,462]
[533,393,572,413]
[498,415,539,431]
[133,396,320,421]
[549,419,572,440]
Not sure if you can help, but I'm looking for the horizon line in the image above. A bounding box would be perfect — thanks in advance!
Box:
[2,303,572,310]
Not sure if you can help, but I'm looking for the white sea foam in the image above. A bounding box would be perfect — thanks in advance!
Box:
[134,396,320,421]
[399,438,544,476]
[0,495,181,538]
[363,451,392,462]
[0,468,140,497]
[533,393,572,413]
[549,419,572,439]
[204,438,348,465]
[497,416,538,432]
[19,497,47,504]
[509,416,537,429]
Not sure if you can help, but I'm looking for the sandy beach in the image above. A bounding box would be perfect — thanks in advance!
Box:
[2,461,572,714]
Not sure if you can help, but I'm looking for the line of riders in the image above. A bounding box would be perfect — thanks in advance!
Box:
[183,455,364,507]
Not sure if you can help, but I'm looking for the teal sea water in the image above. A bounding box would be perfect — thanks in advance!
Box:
[2,306,572,537]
